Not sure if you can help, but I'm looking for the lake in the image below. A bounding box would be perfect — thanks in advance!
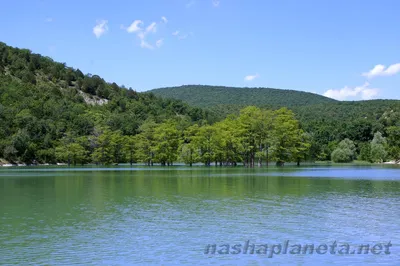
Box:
[0,165,399,265]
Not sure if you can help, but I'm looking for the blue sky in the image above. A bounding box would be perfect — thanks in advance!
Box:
[1,0,400,100]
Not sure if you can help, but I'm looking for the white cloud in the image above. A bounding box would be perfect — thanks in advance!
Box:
[212,0,220,7]
[244,74,259,81]
[172,31,192,40]
[362,63,400,78]
[140,40,154,50]
[126,20,143,33]
[124,19,164,49]
[45,17,53,23]
[323,82,379,100]
[93,20,108,38]
[146,22,157,33]
[156,39,164,48]
[361,88,380,100]
[137,32,145,40]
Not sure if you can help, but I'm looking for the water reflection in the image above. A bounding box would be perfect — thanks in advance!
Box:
[0,166,399,265]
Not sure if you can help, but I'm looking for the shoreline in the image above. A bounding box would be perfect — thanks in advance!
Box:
[1,161,400,167]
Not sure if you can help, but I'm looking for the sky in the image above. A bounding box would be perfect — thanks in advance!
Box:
[1,0,400,100]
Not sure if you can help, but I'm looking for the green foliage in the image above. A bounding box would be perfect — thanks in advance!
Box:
[331,138,356,163]
[370,144,387,163]
[370,132,387,163]
[0,42,213,164]
[358,142,372,162]
[151,85,400,163]
[1,41,400,166]
[135,119,157,165]
[180,124,201,166]
[331,148,352,163]
[56,143,87,166]
[270,108,308,166]
[91,128,125,165]
[177,106,311,167]
[193,125,218,166]
[123,135,136,165]
[150,85,337,109]
[55,133,88,165]
[153,120,180,165]
[386,126,400,161]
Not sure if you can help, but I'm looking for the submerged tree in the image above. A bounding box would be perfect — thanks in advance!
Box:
[180,124,200,166]
[193,124,217,166]
[270,108,309,166]
[135,119,157,166]
[123,135,136,166]
[55,133,88,166]
[153,120,180,166]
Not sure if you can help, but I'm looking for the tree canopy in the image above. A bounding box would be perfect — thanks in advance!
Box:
[1,41,400,166]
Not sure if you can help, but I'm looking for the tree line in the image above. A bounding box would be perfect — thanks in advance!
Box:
[1,41,400,166]
[51,106,400,167]
[41,106,308,166]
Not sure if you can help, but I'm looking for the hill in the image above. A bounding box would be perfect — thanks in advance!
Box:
[149,85,337,108]
[150,85,400,162]
[0,42,214,164]
[1,41,400,165]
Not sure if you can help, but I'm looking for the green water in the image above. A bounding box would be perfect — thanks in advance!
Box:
[0,165,399,265]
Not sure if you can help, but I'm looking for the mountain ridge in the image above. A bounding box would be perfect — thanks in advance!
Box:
[149,85,338,108]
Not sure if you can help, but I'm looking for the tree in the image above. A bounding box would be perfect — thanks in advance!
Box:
[386,126,400,161]
[236,106,275,167]
[193,124,217,166]
[358,142,372,162]
[237,106,262,167]
[153,120,180,166]
[331,138,356,163]
[270,108,309,166]
[111,130,124,164]
[55,142,87,166]
[135,119,157,165]
[213,116,243,166]
[3,145,18,162]
[292,131,312,166]
[12,129,35,163]
[91,128,123,165]
[180,124,200,166]
[91,128,113,165]
[123,135,136,166]
[54,133,88,166]
[370,132,387,163]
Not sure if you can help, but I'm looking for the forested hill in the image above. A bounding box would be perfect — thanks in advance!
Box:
[149,85,338,108]
[0,42,214,164]
[149,83,400,164]
[1,41,400,166]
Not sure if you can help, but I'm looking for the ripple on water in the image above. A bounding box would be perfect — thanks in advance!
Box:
[0,166,399,265]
